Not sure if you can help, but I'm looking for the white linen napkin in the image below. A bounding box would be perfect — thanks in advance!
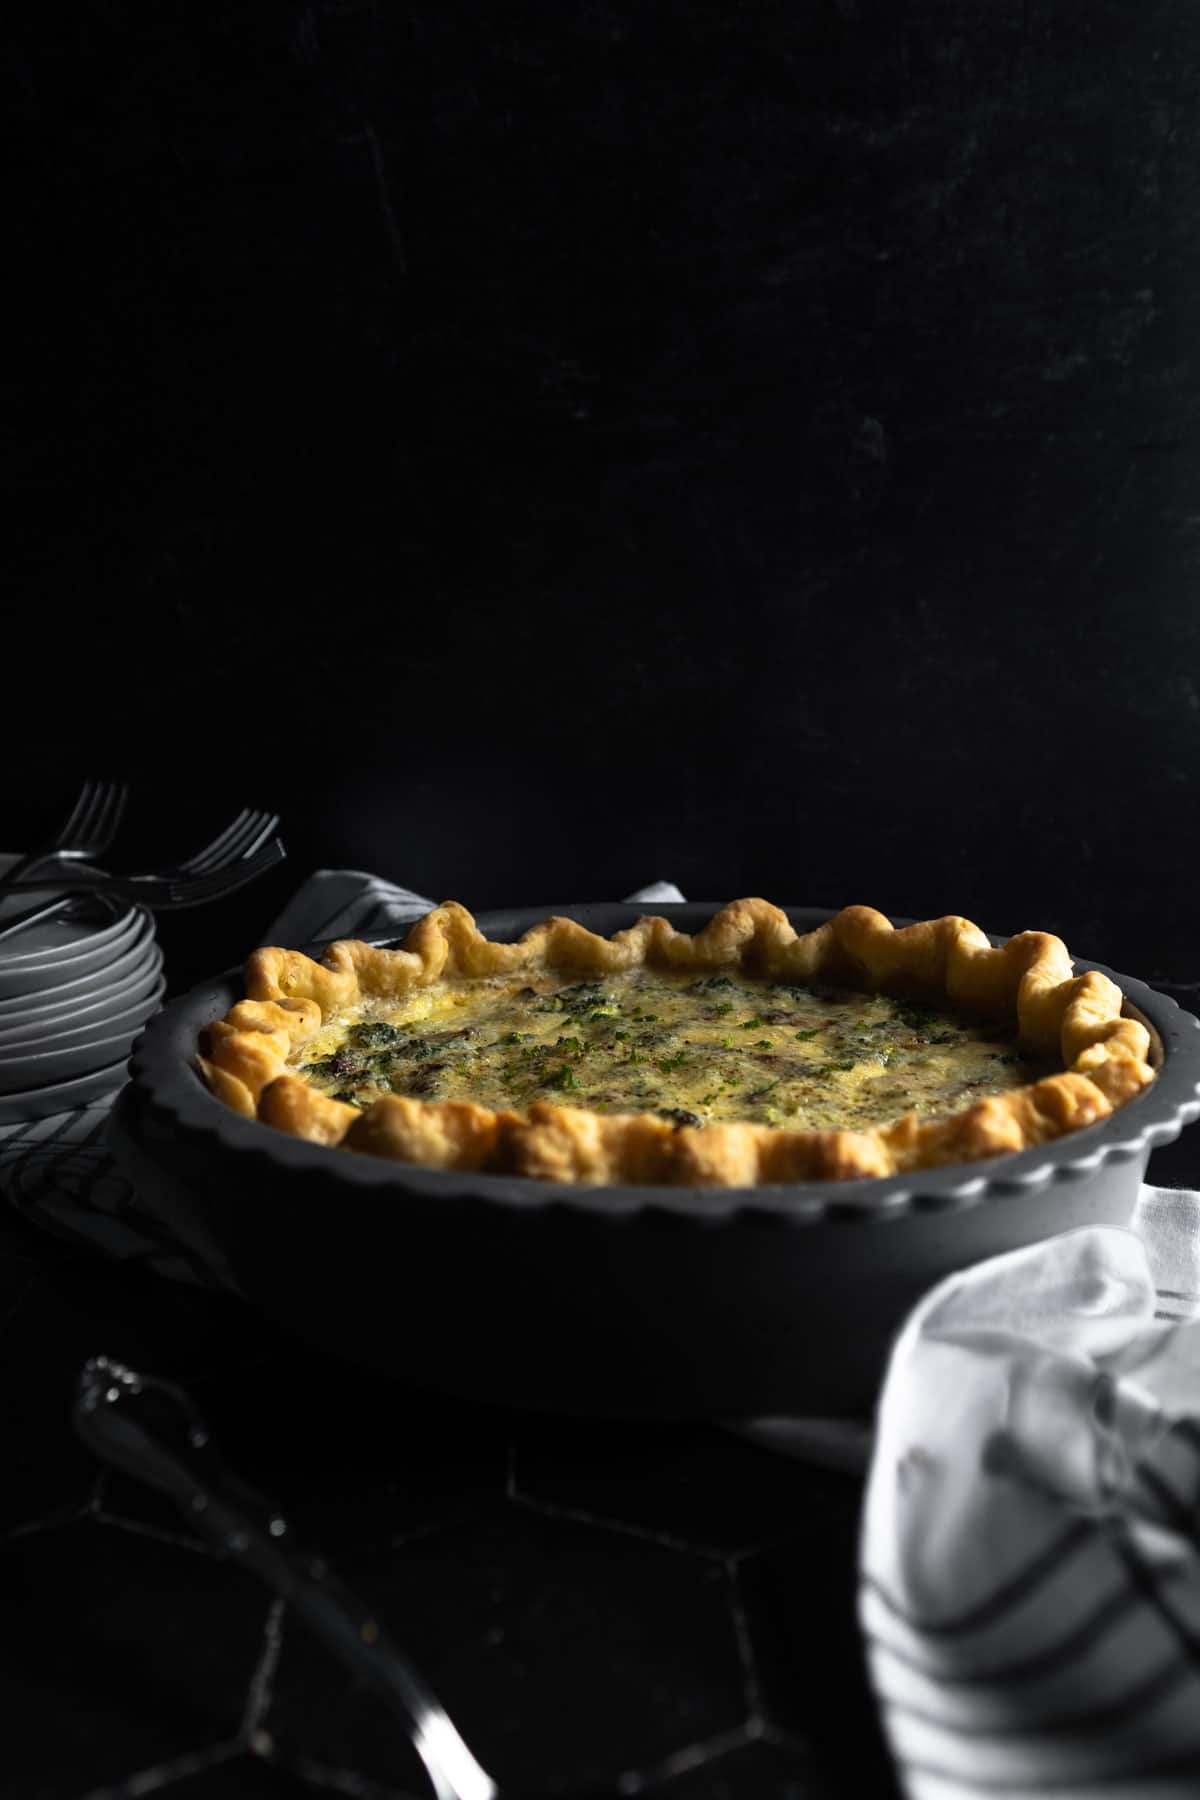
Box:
[3,871,1199,1796]
[860,1225,1200,1797]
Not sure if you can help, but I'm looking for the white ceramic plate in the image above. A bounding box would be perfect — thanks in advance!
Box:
[0,1057,128,1125]
[0,912,158,1003]
[0,852,139,966]
[0,944,164,1028]
[0,976,166,1057]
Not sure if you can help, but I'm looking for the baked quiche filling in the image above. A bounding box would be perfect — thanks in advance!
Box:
[201,900,1156,1187]
[289,969,1050,1132]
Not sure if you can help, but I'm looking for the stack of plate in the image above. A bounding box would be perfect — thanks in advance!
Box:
[0,855,164,1124]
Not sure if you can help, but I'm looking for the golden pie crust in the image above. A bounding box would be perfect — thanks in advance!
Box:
[199,899,1156,1187]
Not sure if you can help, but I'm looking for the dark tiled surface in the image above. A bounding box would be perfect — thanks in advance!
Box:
[100,1349,512,1553]
[0,1190,891,1800]
[0,1519,269,1798]
[512,1416,855,1554]
[94,1759,309,1799]
[740,1525,899,1795]
[265,1506,744,1793]
[5,935,1193,1800]
[655,1739,820,1800]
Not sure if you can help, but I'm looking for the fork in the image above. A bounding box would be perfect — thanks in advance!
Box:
[0,778,129,894]
[75,1358,501,1800]
[0,809,283,943]
[171,806,281,877]
[0,835,287,912]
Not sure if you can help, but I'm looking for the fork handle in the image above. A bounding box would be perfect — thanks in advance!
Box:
[0,894,75,945]
[0,860,107,902]
[0,850,64,894]
[75,1359,500,1800]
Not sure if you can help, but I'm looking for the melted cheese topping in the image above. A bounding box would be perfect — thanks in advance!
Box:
[290,969,1051,1130]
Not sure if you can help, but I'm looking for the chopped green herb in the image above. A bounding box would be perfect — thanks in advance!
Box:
[348,1022,406,1051]
[892,1000,941,1032]
[540,983,614,1017]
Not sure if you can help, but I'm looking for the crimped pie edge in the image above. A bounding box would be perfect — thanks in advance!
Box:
[198,899,1156,1188]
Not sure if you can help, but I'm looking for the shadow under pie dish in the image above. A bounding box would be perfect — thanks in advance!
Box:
[113,901,1200,1418]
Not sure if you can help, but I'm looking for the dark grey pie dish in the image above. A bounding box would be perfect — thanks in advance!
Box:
[111,903,1200,1419]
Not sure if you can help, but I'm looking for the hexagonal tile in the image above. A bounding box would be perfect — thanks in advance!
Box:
[0,1517,268,1795]
[265,1500,747,1795]
[512,1417,859,1553]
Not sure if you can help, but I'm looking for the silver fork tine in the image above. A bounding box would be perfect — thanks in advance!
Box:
[224,809,280,865]
[86,780,129,855]
[53,781,97,849]
[0,778,125,896]
[64,778,125,856]
[206,808,278,869]
[179,808,255,875]
[0,833,286,908]
[180,809,280,875]
[55,779,100,848]
[199,837,284,892]
[166,837,286,906]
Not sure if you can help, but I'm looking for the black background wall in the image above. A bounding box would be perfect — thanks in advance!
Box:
[8,1,1200,990]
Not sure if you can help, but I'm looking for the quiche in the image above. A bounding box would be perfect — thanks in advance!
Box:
[200,900,1157,1187]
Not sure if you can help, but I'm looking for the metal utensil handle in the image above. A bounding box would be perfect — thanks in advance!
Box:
[73,1358,498,1800]
[0,889,122,947]
[0,895,76,946]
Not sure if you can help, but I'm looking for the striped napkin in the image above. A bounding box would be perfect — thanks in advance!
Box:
[2,873,1199,1797]
[859,1220,1200,1797]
